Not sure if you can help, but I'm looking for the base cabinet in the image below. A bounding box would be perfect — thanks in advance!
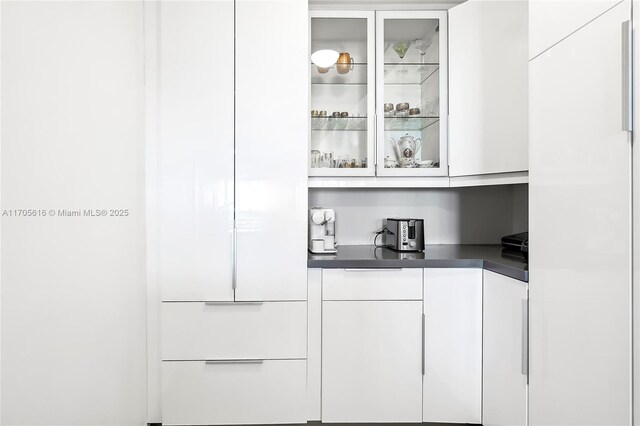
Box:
[322,300,423,422]
[423,268,482,423]
[483,270,528,426]
[162,360,307,426]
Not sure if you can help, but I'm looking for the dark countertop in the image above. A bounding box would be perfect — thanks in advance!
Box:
[308,244,528,282]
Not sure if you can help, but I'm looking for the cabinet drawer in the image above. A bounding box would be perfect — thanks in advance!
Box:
[322,268,422,300]
[161,301,306,360]
[162,359,307,425]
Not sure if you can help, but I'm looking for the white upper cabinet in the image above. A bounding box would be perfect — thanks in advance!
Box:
[159,0,235,302]
[529,1,632,424]
[235,0,308,301]
[448,0,528,177]
[529,0,621,59]
[376,11,448,177]
[309,12,376,177]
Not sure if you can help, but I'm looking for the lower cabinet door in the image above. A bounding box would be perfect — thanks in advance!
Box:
[483,270,527,426]
[322,301,423,422]
[423,268,482,423]
[162,359,307,425]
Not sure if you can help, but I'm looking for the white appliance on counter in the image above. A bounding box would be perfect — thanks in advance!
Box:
[309,207,337,254]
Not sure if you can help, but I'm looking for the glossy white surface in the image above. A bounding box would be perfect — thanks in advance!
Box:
[162,360,307,426]
[529,0,622,59]
[235,0,308,301]
[158,0,234,302]
[307,269,323,421]
[483,270,527,426]
[161,302,306,360]
[322,268,422,300]
[423,268,482,424]
[308,172,528,188]
[449,0,528,177]
[322,301,423,422]
[529,1,632,424]
[375,11,448,177]
[634,3,640,422]
[1,2,146,424]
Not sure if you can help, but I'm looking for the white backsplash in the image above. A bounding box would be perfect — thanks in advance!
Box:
[309,184,528,245]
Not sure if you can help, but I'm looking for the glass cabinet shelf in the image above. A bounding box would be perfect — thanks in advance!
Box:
[311,116,368,131]
[384,63,439,85]
[311,63,368,85]
[384,116,438,131]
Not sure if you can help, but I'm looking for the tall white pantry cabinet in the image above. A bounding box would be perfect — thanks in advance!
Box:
[147,0,308,424]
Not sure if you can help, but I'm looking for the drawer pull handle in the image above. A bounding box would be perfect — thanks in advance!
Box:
[343,268,403,272]
[205,359,264,365]
[204,301,263,306]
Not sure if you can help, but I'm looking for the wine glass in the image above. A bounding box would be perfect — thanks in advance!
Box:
[413,38,432,56]
[393,41,410,59]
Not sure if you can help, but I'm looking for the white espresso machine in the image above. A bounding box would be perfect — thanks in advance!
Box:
[308,207,337,254]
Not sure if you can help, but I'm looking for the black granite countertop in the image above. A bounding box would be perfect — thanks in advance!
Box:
[308,244,528,282]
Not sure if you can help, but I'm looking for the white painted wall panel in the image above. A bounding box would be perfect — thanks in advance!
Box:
[1,2,146,424]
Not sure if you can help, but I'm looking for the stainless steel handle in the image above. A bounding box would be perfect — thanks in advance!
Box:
[232,226,238,290]
[422,313,426,375]
[204,301,263,306]
[344,268,403,272]
[374,113,378,169]
[622,20,632,131]
[205,359,264,365]
[521,298,529,378]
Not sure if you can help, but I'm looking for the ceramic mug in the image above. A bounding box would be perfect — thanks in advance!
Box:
[336,52,354,74]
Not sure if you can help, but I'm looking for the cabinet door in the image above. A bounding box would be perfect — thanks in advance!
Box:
[309,11,375,177]
[159,1,235,301]
[529,0,621,59]
[529,2,632,425]
[423,269,482,424]
[449,0,527,177]
[322,301,423,422]
[235,0,308,301]
[375,11,448,177]
[483,270,527,426]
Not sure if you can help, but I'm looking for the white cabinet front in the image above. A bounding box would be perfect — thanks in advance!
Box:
[235,0,308,301]
[162,360,307,426]
[161,302,306,361]
[483,270,527,426]
[159,0,235,302]
[448,0,527,177]
[423,268,482,424]
[322,301,423,423]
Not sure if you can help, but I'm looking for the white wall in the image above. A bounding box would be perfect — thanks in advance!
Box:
[1,2,146,425]
[309,184,528,245]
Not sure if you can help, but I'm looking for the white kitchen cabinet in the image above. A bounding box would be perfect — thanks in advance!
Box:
[483,270,527,426]
[423,268,482,424]
[529,0,621,60]
[162,360,307,426]
[322,268,422,300]
[529,1,632,424]
[161,301,306,361]
[448,0,528,177]
[159,0,235,302]
[235,0,308,301]
[375,11,448,177]
[322,300,423,422]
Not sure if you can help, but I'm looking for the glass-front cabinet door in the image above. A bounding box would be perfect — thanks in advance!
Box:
[309,12,375,176]
[376,11,448,176]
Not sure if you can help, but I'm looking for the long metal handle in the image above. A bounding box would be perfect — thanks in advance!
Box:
[344,268,403,272]
[232,226,238,290]
[205,359,264,365]
[422,313,426,375]
[622,20,632,131]
[373,113,378,170]
[521,298,529,378]
[204,301,263,306]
